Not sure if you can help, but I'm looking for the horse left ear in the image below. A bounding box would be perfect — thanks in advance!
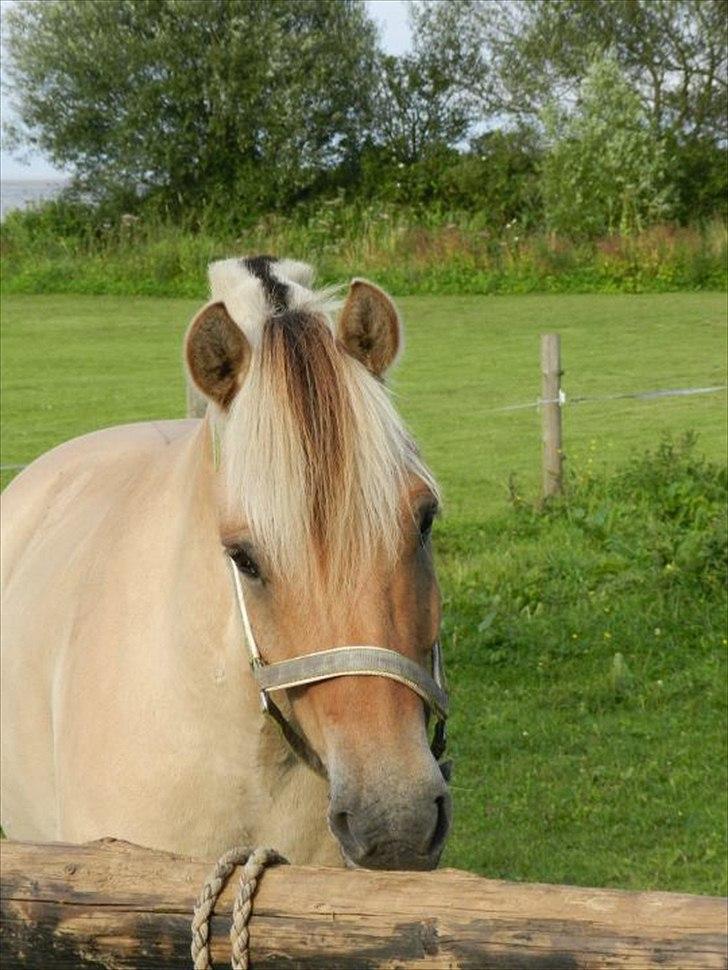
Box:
[338,279,401,377]
[185,302,251,409]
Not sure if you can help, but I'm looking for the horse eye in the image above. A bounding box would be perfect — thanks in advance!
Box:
[418,504,437,543]
[229,545,261,580]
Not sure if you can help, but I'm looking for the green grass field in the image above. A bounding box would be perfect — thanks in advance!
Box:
[1,291,726,894]
[2,292,726,503]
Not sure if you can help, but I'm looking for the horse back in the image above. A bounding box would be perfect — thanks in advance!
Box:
[2,420,197,582]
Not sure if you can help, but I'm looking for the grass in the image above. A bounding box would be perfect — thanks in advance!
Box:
[2,292,726,501]
[2,201,726,297]
[1,291,726,894]
[440,440,726,893]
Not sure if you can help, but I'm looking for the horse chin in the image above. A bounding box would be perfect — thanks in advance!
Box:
[341,851,361,870]
[338,842,442,872]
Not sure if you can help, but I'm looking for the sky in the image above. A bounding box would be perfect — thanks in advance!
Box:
[0,0,413,180]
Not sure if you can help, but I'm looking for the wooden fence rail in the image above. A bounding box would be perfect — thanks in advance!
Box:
[1,839,726,969]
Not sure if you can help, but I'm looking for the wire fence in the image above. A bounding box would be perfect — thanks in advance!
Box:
[489,383,727,413]
[1,382,725,475]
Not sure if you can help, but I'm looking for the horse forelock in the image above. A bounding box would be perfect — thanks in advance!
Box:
[240,255,290,314]
[216,306,438,591]
[208,255,341,346]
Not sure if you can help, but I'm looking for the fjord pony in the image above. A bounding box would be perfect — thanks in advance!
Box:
[0,257,450,869]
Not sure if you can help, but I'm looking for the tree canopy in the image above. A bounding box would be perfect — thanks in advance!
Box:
[3,0,726,232]
[412,0,728,144]
[371,53,468,166]
[4,0,379,215]
[541,56,671,237]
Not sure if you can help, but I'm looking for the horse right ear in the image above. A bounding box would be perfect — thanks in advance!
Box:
[185,302,251,409]
[338,279,401,377]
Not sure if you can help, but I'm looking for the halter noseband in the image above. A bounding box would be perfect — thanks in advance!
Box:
[228,556,449,779]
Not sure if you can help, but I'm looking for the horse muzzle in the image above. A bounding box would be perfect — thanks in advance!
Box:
[327,768,452,871]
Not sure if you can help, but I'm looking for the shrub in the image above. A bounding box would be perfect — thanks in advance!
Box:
[438,434,727,682]
[542,56,671,238]
[437,437,727,891]
[1,196,725,296]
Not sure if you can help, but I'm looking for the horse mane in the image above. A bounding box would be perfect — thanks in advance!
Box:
[211,257,439,591]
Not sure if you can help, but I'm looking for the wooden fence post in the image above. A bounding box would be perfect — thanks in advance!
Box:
[541,333,563,498]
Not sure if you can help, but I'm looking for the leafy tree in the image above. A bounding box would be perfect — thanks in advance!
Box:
[348,49,469,210]
[439,127,542,229]
[541,56,671,237]
[413,0,727,223]
[667,137,728,224]
[371,53,469,165]
[412,0,727,143]
[4,0,379,221]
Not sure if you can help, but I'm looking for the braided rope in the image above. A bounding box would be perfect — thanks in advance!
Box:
[191,845,287,969]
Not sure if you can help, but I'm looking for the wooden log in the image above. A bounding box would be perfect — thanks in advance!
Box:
[1,839,726,969]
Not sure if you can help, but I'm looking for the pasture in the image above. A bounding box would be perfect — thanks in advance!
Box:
[1,291,726,894]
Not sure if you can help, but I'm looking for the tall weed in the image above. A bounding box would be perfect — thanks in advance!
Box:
[1,198,725,296]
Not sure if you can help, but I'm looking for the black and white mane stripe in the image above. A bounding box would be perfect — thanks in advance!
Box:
[241,255,290,314]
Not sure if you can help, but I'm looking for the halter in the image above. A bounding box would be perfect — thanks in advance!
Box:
[228,557,449,779]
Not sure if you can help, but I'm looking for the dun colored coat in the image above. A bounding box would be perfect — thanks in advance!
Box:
[1,257,451,871]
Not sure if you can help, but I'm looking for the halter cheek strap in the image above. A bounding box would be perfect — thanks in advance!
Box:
[227,557,449,778]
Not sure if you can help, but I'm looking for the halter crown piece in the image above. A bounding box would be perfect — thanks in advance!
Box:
[227,557,450,779]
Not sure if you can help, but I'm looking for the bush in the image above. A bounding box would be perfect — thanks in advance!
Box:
[539,433,727,593]
[438,434,727,889]
[442,434,727,665]
[2,195,725,297]
[669,138,728,225]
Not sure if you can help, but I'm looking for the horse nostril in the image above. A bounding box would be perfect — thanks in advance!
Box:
[330,809,359,855]
[331,810,350,839]
[428,795,449,856]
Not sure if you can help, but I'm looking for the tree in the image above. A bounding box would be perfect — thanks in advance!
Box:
[541,55,671,237]
[4,0,379,219]
[438,127,542,228]
[371,53,469,165]
[412,0,728,143]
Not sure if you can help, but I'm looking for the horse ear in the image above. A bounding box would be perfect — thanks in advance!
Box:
[185,302,251,409]
[338,279,401,377]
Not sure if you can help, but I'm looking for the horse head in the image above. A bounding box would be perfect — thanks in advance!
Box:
[184,256,451,870]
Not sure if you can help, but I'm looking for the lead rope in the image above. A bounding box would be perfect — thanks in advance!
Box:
[191,845,288,969]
